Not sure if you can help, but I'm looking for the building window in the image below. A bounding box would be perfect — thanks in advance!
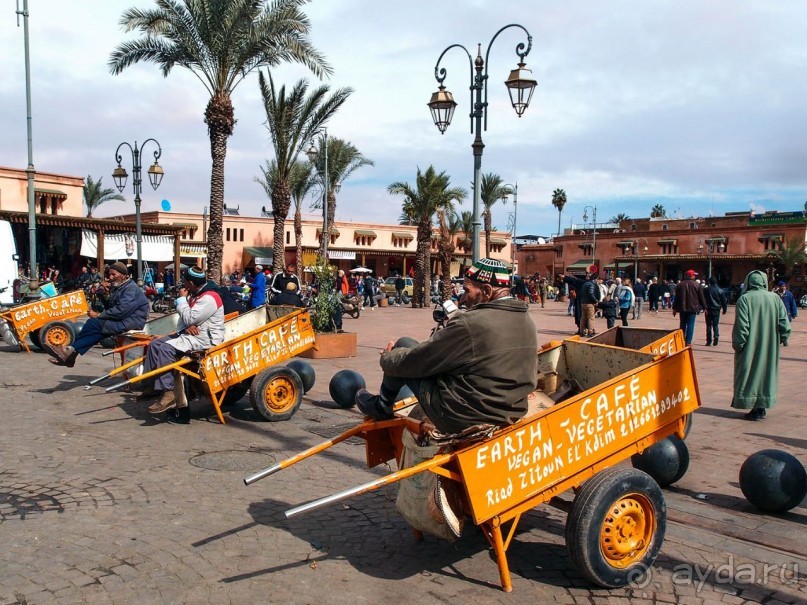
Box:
[240,229,245,242]
[631,224,637,231]
[660,242,678,255]
[286,231,290,244]
[555,247,563,259]
[763,238,783,252]
[689,222,697,229]
[662,224,668,231]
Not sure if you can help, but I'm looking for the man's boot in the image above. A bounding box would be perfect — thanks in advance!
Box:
[166,406,190,424]
[355,389,395,420]
[148,390,177,414]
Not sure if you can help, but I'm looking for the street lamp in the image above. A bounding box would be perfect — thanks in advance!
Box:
[633,237,648,280]
[113,139,163,286]
[306,129,329,259]
[582,205,597,270]
[428,24,537,263]
[501,183,518,278]
[697,235,726,279]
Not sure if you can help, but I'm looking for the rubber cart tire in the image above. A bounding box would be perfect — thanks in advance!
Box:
[565,467,666,588]
[29,328,42,350]
[249,366,303,422]
[40,321,77,357]
[222,378,253,407]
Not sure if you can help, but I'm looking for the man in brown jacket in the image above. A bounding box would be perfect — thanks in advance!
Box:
[356,258,538,434]
[672,269,707,345]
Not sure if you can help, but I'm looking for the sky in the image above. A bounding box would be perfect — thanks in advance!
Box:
[1,0,806,238]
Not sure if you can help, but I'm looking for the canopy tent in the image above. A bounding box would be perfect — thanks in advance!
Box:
[243,246,274,267]
[349,267,372,274]
[80,230,174,261]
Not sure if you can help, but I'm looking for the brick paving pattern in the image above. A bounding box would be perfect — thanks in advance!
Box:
[0,300,805,604]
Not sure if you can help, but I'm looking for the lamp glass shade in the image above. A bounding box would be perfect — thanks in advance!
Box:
[427,86,457,134]
[504,62,537,117]
[305,142,318,163]
[147,162,164,190]
[112,165,128,192]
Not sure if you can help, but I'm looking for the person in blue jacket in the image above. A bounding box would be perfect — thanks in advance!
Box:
[776,281,798,321]
[49,262,149,367]
[249,265,267,309]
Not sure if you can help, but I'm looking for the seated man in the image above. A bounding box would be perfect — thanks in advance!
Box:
[356,258,538,434]
[49,262,148,367]
[142,267,226,422]
[272,281,306,308]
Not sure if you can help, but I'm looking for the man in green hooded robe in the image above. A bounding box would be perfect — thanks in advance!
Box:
[731,270,791,420]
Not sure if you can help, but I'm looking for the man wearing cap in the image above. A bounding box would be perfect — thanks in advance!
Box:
[142,267,226,422]
[49,262,148,367]
[355,258,538,434]
[776,281,798,322]
[704,276,728,345]
[672,269,707,345]
[269,263,301,303]
[249,265,267,309]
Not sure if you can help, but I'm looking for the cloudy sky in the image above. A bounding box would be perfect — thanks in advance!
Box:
[1,0,805,237]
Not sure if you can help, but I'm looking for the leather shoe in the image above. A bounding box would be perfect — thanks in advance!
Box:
[166,406,190,424]
[744,408,766,421]
[136,386,160,402]
[355,389,394,420]
[148,390,177,414]
[713,339,718,346]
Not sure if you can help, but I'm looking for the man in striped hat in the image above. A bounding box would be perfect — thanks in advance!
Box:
[355,258,538,434]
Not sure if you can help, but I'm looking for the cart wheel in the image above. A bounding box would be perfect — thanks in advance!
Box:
[222,378,253,407]
[249,367,303,422]
[682,413,693,439]
[29,328,42,350]
[565,467,666,588]
[40,321,77,357]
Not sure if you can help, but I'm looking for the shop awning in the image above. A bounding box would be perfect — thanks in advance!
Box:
[180,243,207,258]
[657,239,678,244]
[392,231,414,239]
[354,229,377,237]
[80,230,174,261]
[35,188,67,199]
[243,246,274,265]
[565,259,594,272]
[316,227,340,236]
[490,237,507,245]
[758,233,783,240]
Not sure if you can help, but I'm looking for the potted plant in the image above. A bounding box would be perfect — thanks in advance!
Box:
[301,258,357,358]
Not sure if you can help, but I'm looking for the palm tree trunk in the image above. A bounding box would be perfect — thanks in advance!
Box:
[556,210,562,238]
[272,182,292,273]
[295,208,303,282]
[414,222,431,308]
[484,210,492,258]
[204,94,234,284]
[439,245,454,301]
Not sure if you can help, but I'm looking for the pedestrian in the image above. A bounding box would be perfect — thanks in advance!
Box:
[672,270,707,345]
[731,270,791,421]
[563,271,600,336]
[703,276,728,346]
[632,277,646,320]
[597,296,618,330]
[249,264,267,309]
[617,278,634,326]
[394,275,405,305]
[776,281,798,322]
[537,277,548,308]
[648,277,661,313]
[362,274,376,309]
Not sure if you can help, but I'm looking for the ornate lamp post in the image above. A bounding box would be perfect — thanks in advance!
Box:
[697,235,726,279]
[428,24,537,263]
[113,139,164,285]
[633,237,648,280]
[582,205,597,270]
[501,182,518,277]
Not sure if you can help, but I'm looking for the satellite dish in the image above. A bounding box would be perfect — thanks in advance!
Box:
[537,237,546,245]
[161,199,171,212]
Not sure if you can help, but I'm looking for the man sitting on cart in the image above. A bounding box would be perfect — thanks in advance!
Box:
[49,262,148,368]
[141,267,226,421]
[356,258,538,435]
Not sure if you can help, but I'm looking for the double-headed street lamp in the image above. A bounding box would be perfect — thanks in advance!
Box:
[582,205,597,270]
[112,139,164,286]
[697,235,726,279]
[306,129,334,260]
[633,237,648,280]
[428,24,537,264]
[501,182,518,276]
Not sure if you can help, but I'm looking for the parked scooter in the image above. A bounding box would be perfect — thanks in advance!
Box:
[151,286,177,314]
[340,294,362,318]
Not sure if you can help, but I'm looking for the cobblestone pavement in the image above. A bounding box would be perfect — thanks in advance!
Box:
[0,301,805,604]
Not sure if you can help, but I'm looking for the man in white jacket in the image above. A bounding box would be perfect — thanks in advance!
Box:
[142,267,225,421]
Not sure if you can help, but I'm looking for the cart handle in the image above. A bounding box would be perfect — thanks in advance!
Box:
[284,452,454,518]
[102,340,150,357]
[88,354,146,386]
[105,357,192,393]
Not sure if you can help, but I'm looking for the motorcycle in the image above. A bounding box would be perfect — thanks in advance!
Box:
[151,287,177,314]
[341,294,362,319]
[800,294,807,309]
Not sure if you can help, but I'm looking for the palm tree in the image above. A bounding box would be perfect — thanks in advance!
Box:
[397,211,416,226]
[609,213,630,225]
[772,236,807,279]
[551,188,567,237]
[309,136,374,243]
[258,72,352,272]
[436,209,462,300]
[109,0,331,283]
[474,173,509,257]
[457,210,474,276]
[255,159,316,280]
[388,166,466,307]
[650,204,667,218]
[83,175,124,218]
